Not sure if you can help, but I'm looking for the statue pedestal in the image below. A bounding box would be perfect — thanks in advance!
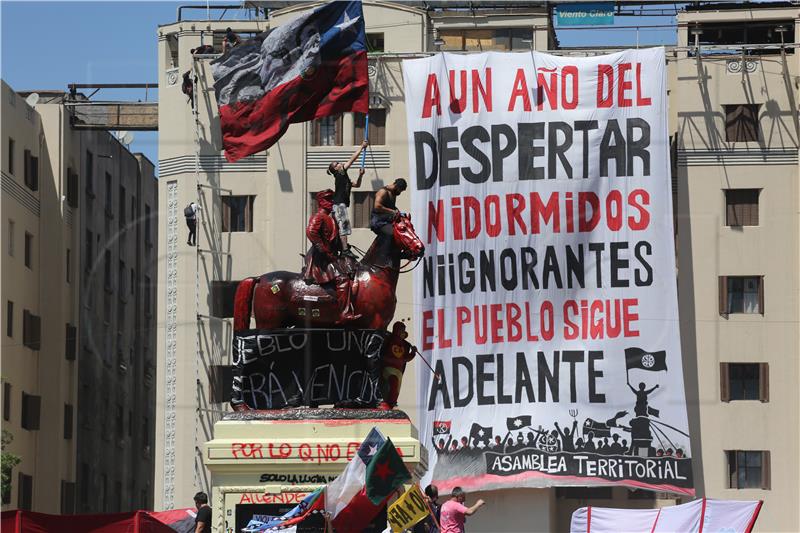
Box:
[204,409,427,532]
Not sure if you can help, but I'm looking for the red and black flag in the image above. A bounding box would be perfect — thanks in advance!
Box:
[211,1,368,162]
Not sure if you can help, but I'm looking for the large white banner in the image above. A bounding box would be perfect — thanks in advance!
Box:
[403,48,693,495]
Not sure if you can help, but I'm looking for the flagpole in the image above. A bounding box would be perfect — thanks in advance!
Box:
[361,112,369,168]
[413,347,441,382]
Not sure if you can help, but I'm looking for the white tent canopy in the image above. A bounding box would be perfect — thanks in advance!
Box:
[570,498,762,533]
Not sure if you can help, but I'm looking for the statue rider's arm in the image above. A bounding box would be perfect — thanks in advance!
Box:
[374,189,398,216]
[344,140,369,171]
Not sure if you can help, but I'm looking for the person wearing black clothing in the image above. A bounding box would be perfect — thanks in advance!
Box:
[413,484,441,533]
[327,140,368,258]
[185,202,198,246]
[193,491,211,533]
[223,27,241,53]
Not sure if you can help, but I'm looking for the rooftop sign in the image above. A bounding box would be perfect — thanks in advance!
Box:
[557,2,615,26]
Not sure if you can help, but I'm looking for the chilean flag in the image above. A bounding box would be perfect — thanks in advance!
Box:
[325,428,392,532]
[211,1,368,162]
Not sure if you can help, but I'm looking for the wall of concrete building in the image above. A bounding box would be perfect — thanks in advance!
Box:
[674,6,800,532]
[1,81,79,513]
[1,80,158,514]
[75,127,158,514]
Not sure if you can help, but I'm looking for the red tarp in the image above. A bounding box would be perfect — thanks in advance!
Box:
[1,508,196,533]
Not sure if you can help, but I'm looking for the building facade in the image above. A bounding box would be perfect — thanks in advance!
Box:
[1,81,158,514]
[153,2,799,531]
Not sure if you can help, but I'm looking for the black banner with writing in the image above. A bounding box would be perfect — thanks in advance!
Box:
[231,329,386,409]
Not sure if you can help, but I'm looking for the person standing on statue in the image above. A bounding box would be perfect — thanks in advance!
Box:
[328,140,369,258]
[303,189,360,323]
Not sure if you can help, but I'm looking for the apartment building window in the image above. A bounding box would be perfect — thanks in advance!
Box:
[7,138,14,174]
[440,28,533,51]
[366,32,384,52]
[85,230,93,276]
[727,450,770,489]
[65,323,77,361]
[80,463,90,510]
[725,104,760,142]
[719,276,763,315]
[354,109,386,145]
[18,473,32,510]
[21,392,41,430]
[352,191,375,229]
[66,248,72,283]
[209,365,234,403]
[144,204,152,246]
[105,173,113,216]
[144,276,151,315]
[22,310,41,350]
[86,151,95,197]
[695,21,794,56]
[6,301,12,338]
[311,115,342,146]
[23,149,38,192]
[64,403,74,439]
[3,382,10,421]
[720,362,768,402]
[61,481,76,514]
[210,281,240,318]
[118,261,126,296]
[104,250,112,291]
[119,185,126,227]
[725,189,759,226]
[66,168,79,208]
[8,219,14,256]
[222,195,254,232]
[24,232,33,269]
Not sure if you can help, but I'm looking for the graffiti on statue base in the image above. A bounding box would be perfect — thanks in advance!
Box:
[231,329,386,409]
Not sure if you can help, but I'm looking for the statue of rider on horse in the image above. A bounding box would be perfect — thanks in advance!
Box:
[233,177,420,333]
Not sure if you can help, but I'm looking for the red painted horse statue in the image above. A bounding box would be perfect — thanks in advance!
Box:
[233,214,424,332]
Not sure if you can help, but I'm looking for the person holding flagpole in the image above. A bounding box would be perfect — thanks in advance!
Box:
[328,139,369,258]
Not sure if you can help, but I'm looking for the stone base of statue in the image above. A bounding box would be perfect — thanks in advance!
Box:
[203,408,427,532]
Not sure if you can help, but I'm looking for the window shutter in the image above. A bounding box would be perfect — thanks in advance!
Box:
[758,276,764,315]
[245,196,253,232]
[24,149,30,188]
[761,450,771,490]
[759,363,769,402]
[720,362,730,402]
[31,156,39,191]
[65,323,77,360]
[335,115,343,146]
[719,276,728,316]
[312,120,320,146]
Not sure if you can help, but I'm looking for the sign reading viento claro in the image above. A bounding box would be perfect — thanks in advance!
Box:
[402,48,693,495]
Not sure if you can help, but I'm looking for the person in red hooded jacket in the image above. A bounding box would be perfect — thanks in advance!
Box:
[379,321,417,409]
[303,189,360,323]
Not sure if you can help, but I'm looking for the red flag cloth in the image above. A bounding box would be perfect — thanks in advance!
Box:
[1,509,193,532]
[211,1,368,162]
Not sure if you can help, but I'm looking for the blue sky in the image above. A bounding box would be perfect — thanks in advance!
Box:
[2,1,681,171]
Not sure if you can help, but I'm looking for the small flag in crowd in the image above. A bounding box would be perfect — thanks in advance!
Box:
[433,420,451,435]
[211,0,368,162]
[507,415,532,431]
[325,427,410,532]
[242,488,324,532]
[625,347,668,372]
[469,423,493,447]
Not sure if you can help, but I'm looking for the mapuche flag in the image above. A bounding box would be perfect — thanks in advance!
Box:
[625,347,668,372]
[325,428,410,532]
[211,1,368,162]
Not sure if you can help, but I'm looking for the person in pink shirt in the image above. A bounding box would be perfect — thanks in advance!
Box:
[439,487,485,533]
